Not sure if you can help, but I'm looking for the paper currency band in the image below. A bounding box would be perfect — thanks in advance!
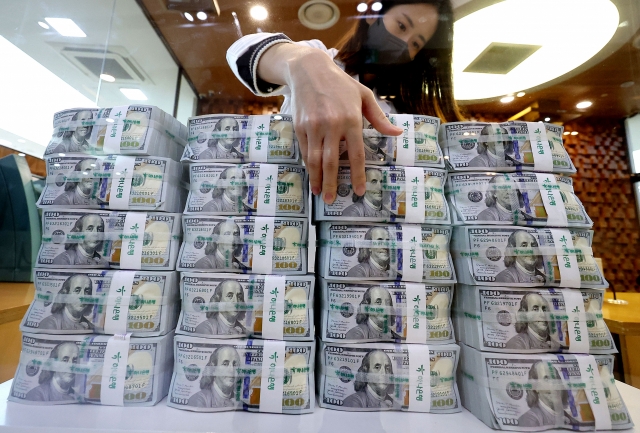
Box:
[319,239,445,251]
[327,302,448,318]
[182,300,311,313]
[318,366,454,386]
[453,245,594,257]
[458,310,604,322]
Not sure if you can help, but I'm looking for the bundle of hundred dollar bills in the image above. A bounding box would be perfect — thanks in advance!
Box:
[318,341,460,412]
[9,331,174,406]
[446,172,592,228]
[167,336,315,413]
[182,114,299,163]
[317,222,454,283]
[439,121,576,174]
[185,163,308,217]
[453,285,616,354]
[177,273,314,340]
[452,226,607,288]
[37,154,186,212]
[337,114,444,167]
[44,106,186,161]
[320,279,454,344]
[314,166,449,224]
[37,210,181,270]
[458,344,633,431]
[177,216,307,274]
[21,270,179,336]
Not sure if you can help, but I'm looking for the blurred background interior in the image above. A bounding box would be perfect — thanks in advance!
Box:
[1,0,640,385]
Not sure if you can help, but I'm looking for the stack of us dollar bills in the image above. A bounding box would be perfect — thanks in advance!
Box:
[21,270,180,337]
[317,341,460,412]
[37,154,187,212]
[185,163,308,217]
[177,273,314,341]
[45,106,187,161]
[446,172,592,227]
[439,121,575,174]
[167,336,315,413]
[9,331,174,406]
[453,285,616,354]
[314,166,449,224]
[457,344,632,430]
[37,210,182,270]
[451,226,607,288]
[181,114,299,164]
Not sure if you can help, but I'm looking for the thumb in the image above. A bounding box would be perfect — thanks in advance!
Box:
[361,89,403,136]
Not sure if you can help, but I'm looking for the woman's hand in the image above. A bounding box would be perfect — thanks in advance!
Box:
[258,44,402,204]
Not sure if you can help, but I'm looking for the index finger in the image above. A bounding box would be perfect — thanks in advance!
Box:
[344,127,366,197]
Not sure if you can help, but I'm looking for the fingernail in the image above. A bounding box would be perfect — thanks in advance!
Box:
[355,185,366,196]
[312,187,320,196]
[324,192,334,203]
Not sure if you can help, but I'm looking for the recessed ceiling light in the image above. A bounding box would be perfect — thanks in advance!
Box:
[250,5,268,20]
[196,11,207,20]
[100,74,115,83]
[120,88,148,101]
[516,92,526,97]
[563,131,570,135]
[184,12,194,22]
[371,2,382,11]
[544,117,551,122]
[37,21,49,29]
[500,95,515,103]
[571,131,579,135]
[44,18,86,37]
[453,0,619,100]
[17,139,26,143]
[621,81,635,88]
[18,153,25,157]
[357,3,367,12]
[576,101,592,109]
[619,21,628,27]
[298,0,340,30]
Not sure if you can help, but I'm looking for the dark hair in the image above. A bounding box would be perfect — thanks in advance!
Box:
[334,0,463,121]
[38,342,78,385]
[211,167,248,200]
[354,349,394,394]
[65,214,104,252]
[515,292,550,334]
[357,226,390,263]
[206,280,246,321]
[355,286,396,326]
[65,158,97,192]
[525,361,569,409]
[352,168,385,203]
[477,125,513,155]
[503,230,542,269]
[62,110,94,140]
[199,346,238,390]
[51,274,93,315]
[204,221,244,257]
[208,117,241,149]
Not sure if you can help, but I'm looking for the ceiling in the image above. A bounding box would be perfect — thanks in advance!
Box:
[140,0,640,120]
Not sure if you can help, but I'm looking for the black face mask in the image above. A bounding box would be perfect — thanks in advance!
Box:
[363,18,412,65]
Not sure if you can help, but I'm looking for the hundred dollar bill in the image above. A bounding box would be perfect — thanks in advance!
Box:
[37,210,181,270]
[37,154,185,212]
[439,121,576,174]
[320,279,454,344]
[45,106,186,160]
[318,222,454,283]
[452,226,607,289]
[453,285,615,354]
[168,336,315,413]
[337,114,444,167]
[178,216,307,274]
[186,163,308,217]
[182,114,299,163]
[9,331,174,406]
[178,273,314,340]
[314,166,449,224]
[21,269,179,336]
[458,344,633,431]
[318,341,460,412]
[447,172,592,228]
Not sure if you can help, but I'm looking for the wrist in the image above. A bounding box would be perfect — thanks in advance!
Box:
[285,48,335,83]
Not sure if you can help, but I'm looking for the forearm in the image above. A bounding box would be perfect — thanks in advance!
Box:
[257,43,335,87]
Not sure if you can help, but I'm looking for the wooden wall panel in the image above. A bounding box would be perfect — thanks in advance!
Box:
[0,146,45,177]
